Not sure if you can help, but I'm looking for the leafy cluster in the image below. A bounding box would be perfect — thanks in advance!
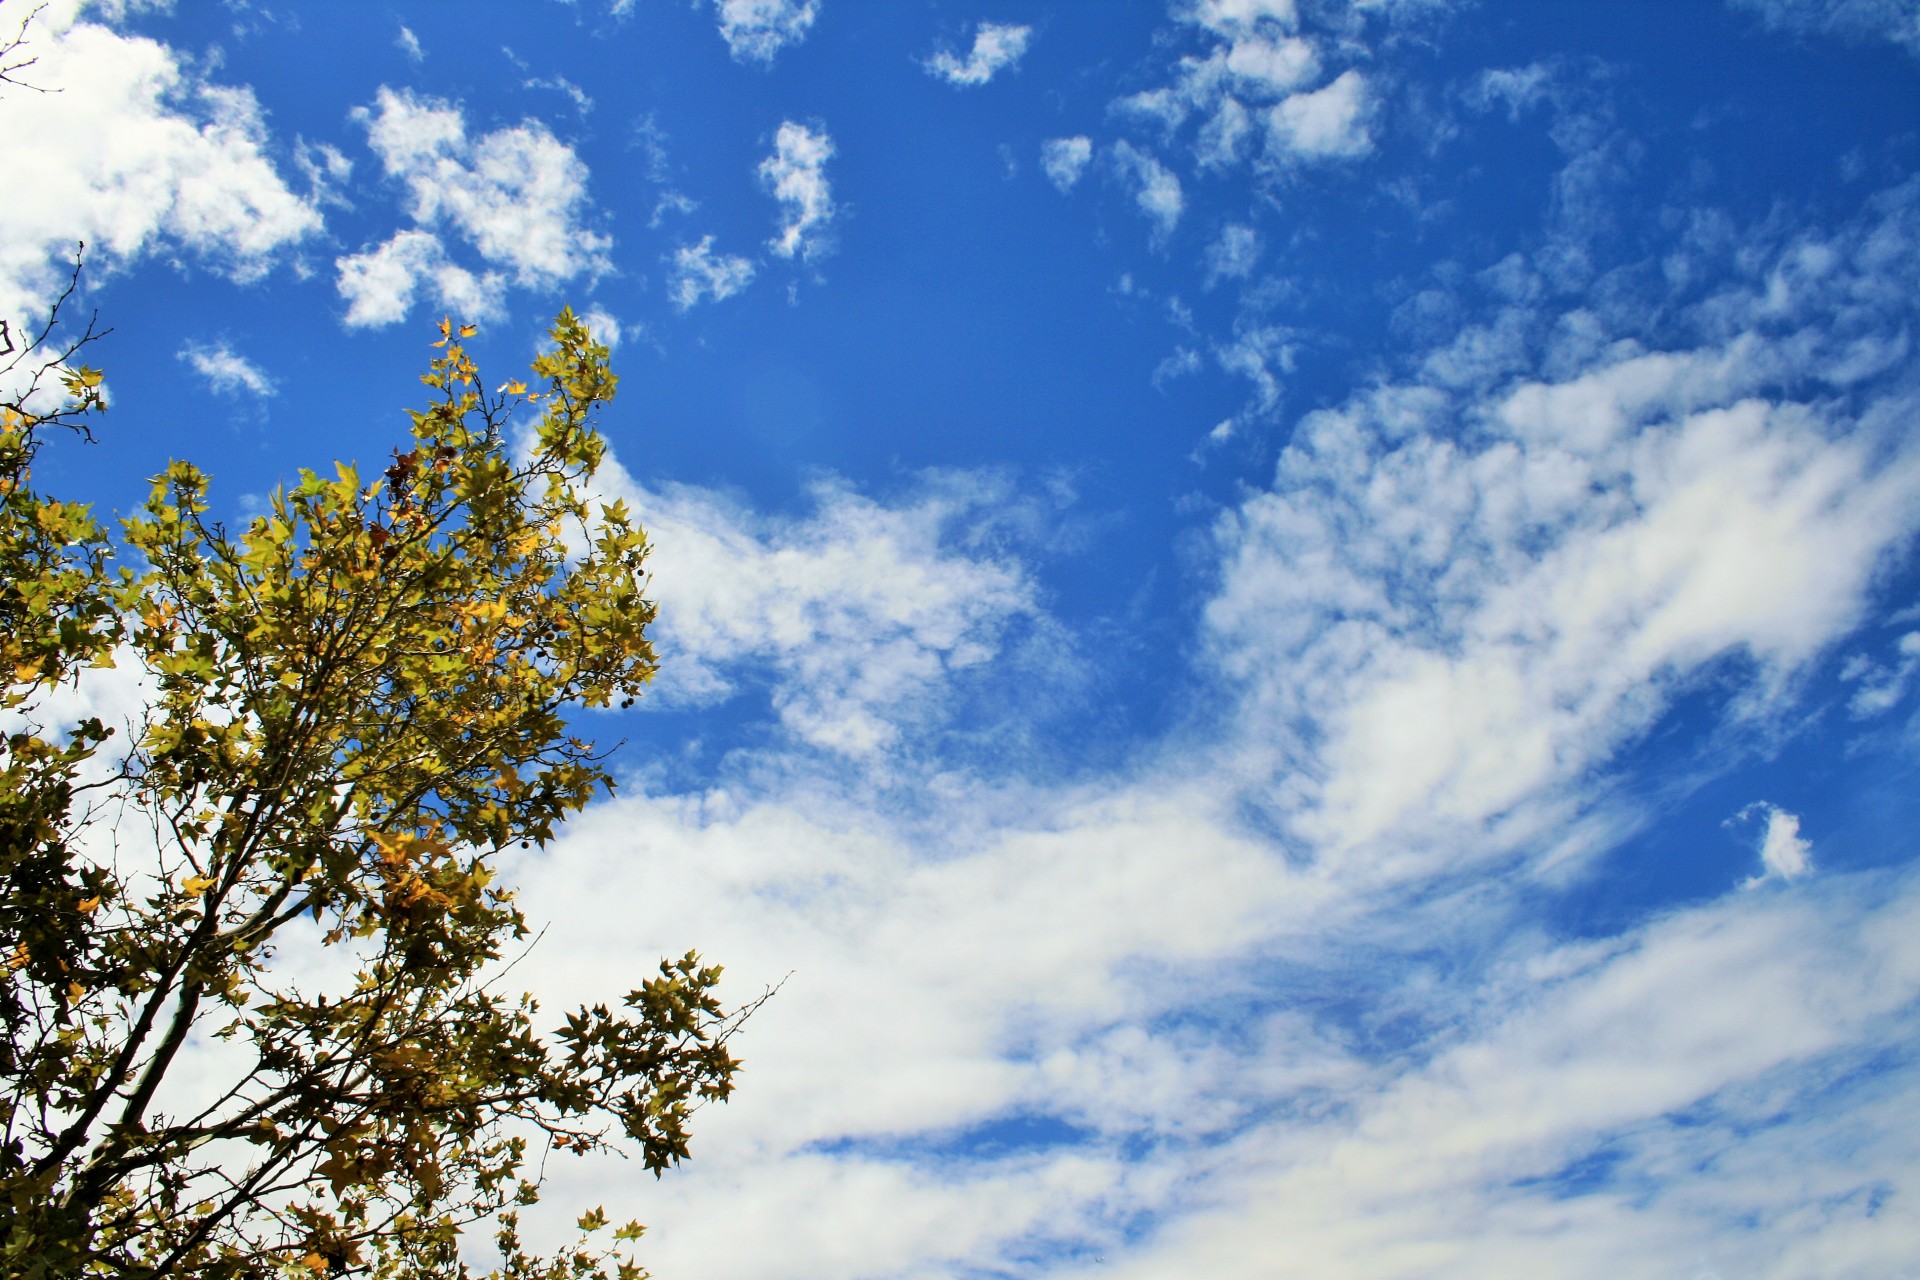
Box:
[1,301,744,1279]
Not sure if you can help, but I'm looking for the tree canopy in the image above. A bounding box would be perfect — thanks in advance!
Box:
[1,292,743,1279]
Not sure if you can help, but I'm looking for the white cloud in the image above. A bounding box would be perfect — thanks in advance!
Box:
[759,121,835,261]
[1467,63,1552,120]
[1040,136,1093,192]
[1204,222,1262,284]
[1111,141,1184,241]
[1728,0,1920,57]
[668,235,757,310]
[1735,803,1815,885]
[578,305,625,351]
[177,339,276,398]
[1188,0,1301,36]
[1843,630,1920,716]
[337,86,610,326]
[395,23,423,63]
[1084,873,1920,1279]
[0,3,320,326]
[1202,187,1920,868]
[524,73,593,116]
[335,229,502,329]
[924,21,1033,87]
[584,455,1044,756]
[711,0,818,63]
[1266,69,1374,161]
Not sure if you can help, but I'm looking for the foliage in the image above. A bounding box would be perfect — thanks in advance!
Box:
[1,291,745,1279]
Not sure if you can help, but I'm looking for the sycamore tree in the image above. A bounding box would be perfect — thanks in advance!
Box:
[0,278,746,1279]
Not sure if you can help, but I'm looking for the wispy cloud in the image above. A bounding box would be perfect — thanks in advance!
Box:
[759,121,835,261]
[1112,140,1184,241]
[1728,0,1920,58]
[925,21,1033,87]
[395,24,423,63]
[668,235,756,309]
[177,339,277,398]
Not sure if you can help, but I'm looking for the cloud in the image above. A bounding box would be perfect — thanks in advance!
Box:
[584,456,1045,756]
[334,87,609,327]
[1266,69,1373,161]
[336,229,502,329]
[668,235,757,309]
[1842,630,1920,717]
[395,24,423,63]
[1203,189,1920,867]
[924,21,1033,87]
[711,0,819,63]
[177,339,276,398]
[578,306,625,351]
[1111,141,1184,241]
[524,73,593,116]
[1204,222,1261,284]
[759,121,835,261]
[1040,136,1092,192]
[1727,0,1920,57]
[0,4,320,326]
[1466,63,1553,120]
[1083,872,1920,1279]
[1734,803,1815,885]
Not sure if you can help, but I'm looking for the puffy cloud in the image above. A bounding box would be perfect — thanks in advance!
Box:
[759,122,835,261]
[1040,136,1093,192]
[0,3,319,326]
[577,306,625,351]
[334,86,610,327]
[1266,69,1373,161]
[336,229,502,329]
[177,339,276,398]
[1735,803,1815,885]
[1111,141,1184,241]
[924,21,1033,87]
[667,235,757,309]
[711,0,819,63]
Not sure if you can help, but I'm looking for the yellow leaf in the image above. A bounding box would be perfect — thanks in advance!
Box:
[181,875,215,897]
[68,982,85,1001]
[7,944,28,970]
[77,896,102,915]
[300,1252,328,1272]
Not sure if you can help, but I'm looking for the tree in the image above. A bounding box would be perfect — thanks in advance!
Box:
[1,287,747,1279]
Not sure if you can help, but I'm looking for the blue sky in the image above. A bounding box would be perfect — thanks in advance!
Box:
[7,0,1920,1274]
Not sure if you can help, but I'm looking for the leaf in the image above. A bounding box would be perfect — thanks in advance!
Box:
[181,874,215,897]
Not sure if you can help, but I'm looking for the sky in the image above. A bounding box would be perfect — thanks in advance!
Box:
[5,0,1920,1275]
